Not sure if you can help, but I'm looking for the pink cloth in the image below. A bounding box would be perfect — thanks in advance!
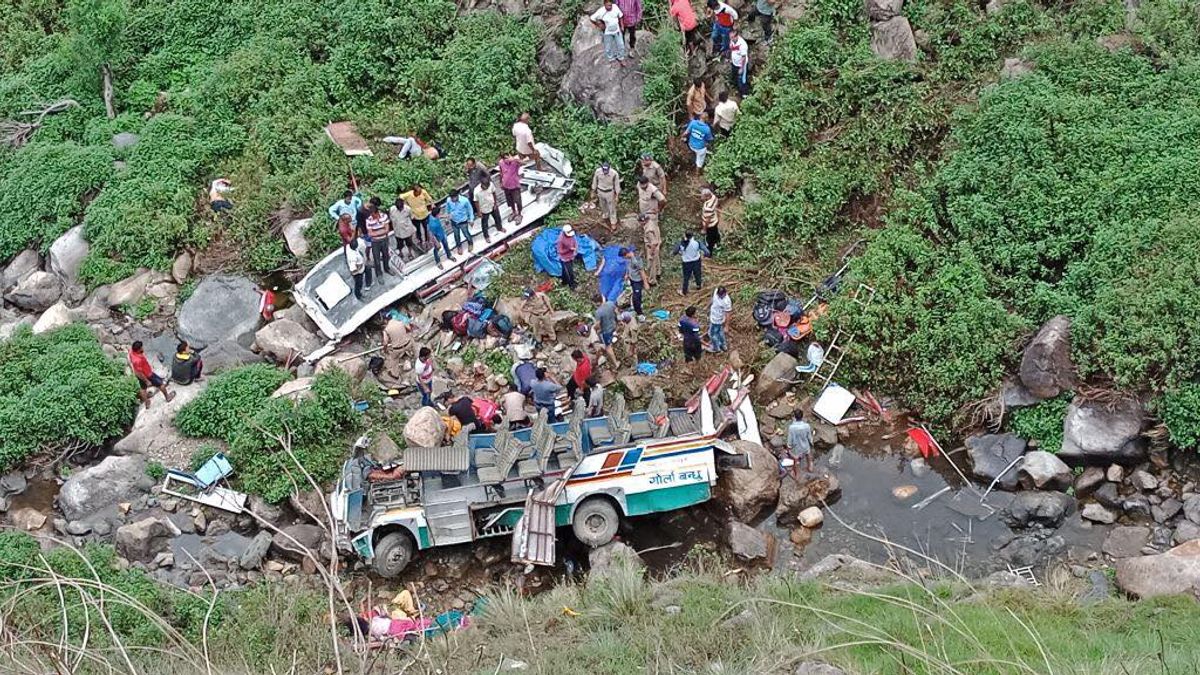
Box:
[556,233,577,262]
[616,0,642,26]
[499,158,522,190]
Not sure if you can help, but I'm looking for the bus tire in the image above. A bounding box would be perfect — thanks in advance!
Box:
[572,497,619,548]
[372,532,414,577]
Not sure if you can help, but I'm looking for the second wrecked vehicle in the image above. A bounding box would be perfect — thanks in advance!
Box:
[330,384,757,577]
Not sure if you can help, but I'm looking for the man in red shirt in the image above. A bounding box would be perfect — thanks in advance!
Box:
[129,341,175,408]
[566,348,593,402]
[670,0,702,54]
[556,225,579,290]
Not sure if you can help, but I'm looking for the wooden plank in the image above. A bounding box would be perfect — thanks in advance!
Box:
[324,121,374,157]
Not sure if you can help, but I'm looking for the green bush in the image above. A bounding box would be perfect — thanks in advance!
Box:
[1008,394,1072,453]
[0,141,113,261]
[178,365,356,501]
[1157,383,1200,451]
[176,364,292,442]
[0,324,137,470]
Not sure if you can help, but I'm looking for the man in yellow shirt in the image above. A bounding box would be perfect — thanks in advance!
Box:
[399,184,435,244]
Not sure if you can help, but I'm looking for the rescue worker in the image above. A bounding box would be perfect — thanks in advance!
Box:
[381,316,413,386]
[640,212,663,283]
[590,161,621,234]
[522,287,556,343]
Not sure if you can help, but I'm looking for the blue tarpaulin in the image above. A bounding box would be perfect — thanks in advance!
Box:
[532,227,599,277]
[598,244,628,302]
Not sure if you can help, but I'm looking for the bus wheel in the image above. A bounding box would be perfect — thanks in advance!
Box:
[372,532,414,577]
[572,498,619,548]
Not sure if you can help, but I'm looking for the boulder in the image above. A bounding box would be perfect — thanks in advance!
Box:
[1174,521,1200,545]
[1106,464,1125,482]
[289,488,329,523]
[965,433,1026,491]
[274,305,319,335]
[48,225,89,286]
[588,541,645,580]
[371,433,403,466]
[1018,316,1075,399]
[1184,494,1200,525]
[111,132,140,150]
[1074,466,1106,495]
[176,274,263,350]
[1103,525,1151,559]
[32,301,72,334]
[238,531,275,570]
[1019,450,1072,491]
[58,455,149,522]
[756,352,798,403]
[727,520,771,561]
[0,313,33,340]
[870,17,917,62]
[1116,540,1200,599]
[1000,57,1035,80]
[404,407,447,448]
[798,507,824,528]
[1081,503,1116,524]
[11,507,47,531]
[113,378,211,460]
[271,524,327,559]
[558,17,656,121]
[115,517,180,563]
[5,271,62,312]
[866,0,903,21]
[714,441,781,522]
[315,353,367,384]
[1,249,40,292]
[776,473,840,526]
[538,39,570,80]
[999,532,1066,567]
[1002,491,1074,529]
[254,318,321,362]
[272,377,313,401]
[1153,498,1182,524]
[619,375,652,399]
[1093,482,1121,509]
[1129,469,1158,491]
[283,218,313,258]
[107,268,157,308]
[171,251,193,284]
[1058,398,1146,465]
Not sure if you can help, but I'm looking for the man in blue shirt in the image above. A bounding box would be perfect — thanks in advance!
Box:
[328,190,361,225]
[426,206,454,270]
[682,112,714,170]
[675,231,710,295]
[444,190,476,256]
[529,367,563,423]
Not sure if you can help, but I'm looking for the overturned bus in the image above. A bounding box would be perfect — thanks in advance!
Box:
[330,385,757,577]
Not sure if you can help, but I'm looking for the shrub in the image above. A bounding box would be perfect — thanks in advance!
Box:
[176,364,292,443]
[0,324,137,470]
[1008,395,1072,453]
[0,141,113,261]
[1157,384,1200,451]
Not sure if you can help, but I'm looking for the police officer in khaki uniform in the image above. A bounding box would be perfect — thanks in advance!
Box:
[591,161,621,233]
[639,152,667,195]
[640,212,663,282]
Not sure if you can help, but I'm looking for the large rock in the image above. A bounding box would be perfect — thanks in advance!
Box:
[1103,525,1151,559]
[1116,540,1200,599]
[776,473,840,526]
[727,520,771,561]
[714,441,781,522]
[5,271,62,312]
[870,17,917,62]
[111,132,140,150]
[11,507,48,531]
[58,455,150,522]
[588,541,645,581]
[176,274,262,350]
[1019,450,1072,491]
[283,218,313,258]
[171,251,193,284]
[756,352,798,403]
[113,378,211,461]
[254,318,321,362]
[116,517,180,562]
[1002,491,1074,529]
[238,531,275,570]
[48,225,89,286]
[965,433,1026,491]
[404,407,447,448]
[1,249,40,292]
[107,268,159,308]
[1019,316,1075,399]
[32,301,72,334]
[1081,502,1116,524]
[558,17,656,121]
[866,0,903,21]
[1058,398,1146,465]
[271,524,327,559]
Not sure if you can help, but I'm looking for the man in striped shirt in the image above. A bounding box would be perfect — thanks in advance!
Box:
[701,186,720,256]
[364,198,395,276]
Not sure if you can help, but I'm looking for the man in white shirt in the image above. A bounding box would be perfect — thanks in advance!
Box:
[708,286,732,352]
[713,91,740,136]
[729,27,750,96]
[591,0,627,63]
[512,112,538,161]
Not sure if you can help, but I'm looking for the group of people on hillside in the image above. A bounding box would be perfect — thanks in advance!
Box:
[327,152,527,301]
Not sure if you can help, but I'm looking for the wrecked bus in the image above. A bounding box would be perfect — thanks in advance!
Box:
[329,384,756,577]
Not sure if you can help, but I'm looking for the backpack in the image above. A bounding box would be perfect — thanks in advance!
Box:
[491,314,513,337]
[754,290,787,327]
